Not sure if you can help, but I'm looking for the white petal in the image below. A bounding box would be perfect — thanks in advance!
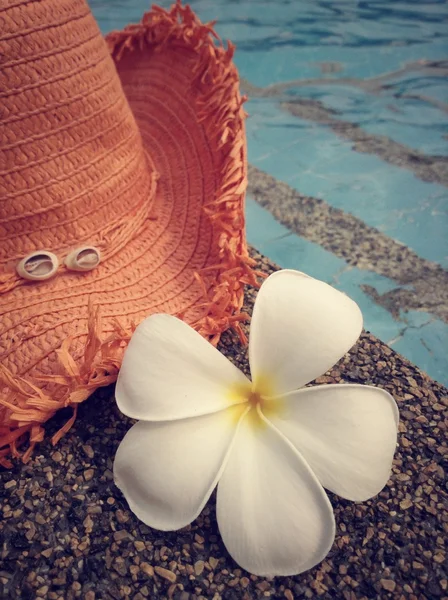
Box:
[116,314,249,420]
[249,270,363,395]
[267,384,399,501]
[216,407,335,577]
[114,405,248,531]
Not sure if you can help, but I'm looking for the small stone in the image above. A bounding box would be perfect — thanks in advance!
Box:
[194,560,205,576]
[113,558,127,576]
[380,579,396,592]
[192,541,204,551]
[400,498,413,510]
[41,548,53,558]
[83,515,94,533]
[209,557,219,570]
[35,513,46,525]
[140,563,154,577]
[82,445,94,458]
[401,410,415,420]
[154,566,177,583]
[25,521,36,540]
[103,469,114,480]
[116,509,130,524]
[284,590,294,600]
[256,581,270,592]
[87,505,102,515]
[114,529,130,542]
[363,527,375,545]
[84,469,94,481]
[37,586,49,596]
[51,451,63,462]
[4,480,16,489]
[240,577,250,589]
[85,592,95,600]
[134,541,145,552]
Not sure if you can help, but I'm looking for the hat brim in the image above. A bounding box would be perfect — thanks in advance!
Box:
[0,3,257,466]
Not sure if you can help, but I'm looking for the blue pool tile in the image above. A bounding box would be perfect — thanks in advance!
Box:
[246,103,448,266]
[392,314,448,386]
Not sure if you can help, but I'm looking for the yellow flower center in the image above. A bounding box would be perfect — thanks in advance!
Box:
[228,376,284,429]
[247,390,263,408]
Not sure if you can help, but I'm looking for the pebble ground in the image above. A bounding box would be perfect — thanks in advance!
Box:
[1,251,447,600]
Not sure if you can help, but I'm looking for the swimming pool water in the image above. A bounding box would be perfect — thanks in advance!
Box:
[91,0,448,385]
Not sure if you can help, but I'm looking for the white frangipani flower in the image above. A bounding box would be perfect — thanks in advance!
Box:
[114,269,399,577]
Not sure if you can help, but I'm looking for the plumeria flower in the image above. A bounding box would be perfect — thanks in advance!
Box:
[114,269,398,577]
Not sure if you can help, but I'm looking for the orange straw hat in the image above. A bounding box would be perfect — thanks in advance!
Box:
[0,0,258,466]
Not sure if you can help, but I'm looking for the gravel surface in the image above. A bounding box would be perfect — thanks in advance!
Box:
[1,250,447,600]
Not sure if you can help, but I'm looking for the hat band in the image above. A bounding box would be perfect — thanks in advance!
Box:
[0,158,158,294]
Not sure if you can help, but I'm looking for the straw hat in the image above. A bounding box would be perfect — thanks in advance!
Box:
[0,0,257,466]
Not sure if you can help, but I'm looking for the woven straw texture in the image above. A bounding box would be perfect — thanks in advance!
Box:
[0,0,257,466]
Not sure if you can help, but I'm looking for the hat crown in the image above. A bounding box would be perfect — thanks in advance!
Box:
[0,0,154,272]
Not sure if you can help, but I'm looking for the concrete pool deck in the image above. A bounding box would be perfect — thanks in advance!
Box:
[1,249,446,600]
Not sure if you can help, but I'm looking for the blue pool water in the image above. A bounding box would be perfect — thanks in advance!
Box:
[91,0,448,385]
